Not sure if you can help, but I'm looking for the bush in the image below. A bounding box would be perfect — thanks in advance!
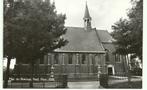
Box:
[3,68,13,80]
[99,74,108,88]
[62,75,68,88]
[56,75,68,88]
[131,68,142,76]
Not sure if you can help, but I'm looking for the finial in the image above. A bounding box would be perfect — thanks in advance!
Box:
[86,0,87,5]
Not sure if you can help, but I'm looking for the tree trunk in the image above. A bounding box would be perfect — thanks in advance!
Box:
[124,55,128,73]
[3,57,11,88]
[29,62,34,88]
[126,55,131,87]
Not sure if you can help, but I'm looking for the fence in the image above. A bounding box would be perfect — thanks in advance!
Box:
[13,64,107,80]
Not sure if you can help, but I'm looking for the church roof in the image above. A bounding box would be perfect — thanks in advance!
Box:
[97,30,115,43]
[54,2,116,53]
[55,27,108,53]
[96,30,116,53]
[83,3,91,19]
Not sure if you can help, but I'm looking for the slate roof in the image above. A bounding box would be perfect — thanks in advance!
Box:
[97,30,115,43]
[96,30,116,53]
[55,27,112,53]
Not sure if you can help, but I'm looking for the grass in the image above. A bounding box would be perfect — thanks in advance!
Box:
[108,79,142,88]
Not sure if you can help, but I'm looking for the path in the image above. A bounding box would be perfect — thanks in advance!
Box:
[68,81,101,89]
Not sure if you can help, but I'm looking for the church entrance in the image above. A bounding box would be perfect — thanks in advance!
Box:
[108,67,113,75]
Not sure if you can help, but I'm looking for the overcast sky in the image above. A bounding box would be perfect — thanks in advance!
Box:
[52,0,132,32]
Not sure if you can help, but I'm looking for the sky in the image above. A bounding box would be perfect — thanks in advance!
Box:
[3,0,133,69]
[53,0,132,32]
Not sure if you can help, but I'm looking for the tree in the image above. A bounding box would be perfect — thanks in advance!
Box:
[111,18,131,55]
[111,0,143,60]
[127,0,143,60]
[4,0,68,88]
[111,0,142,84]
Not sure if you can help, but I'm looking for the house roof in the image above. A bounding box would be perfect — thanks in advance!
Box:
[55,27,107,53]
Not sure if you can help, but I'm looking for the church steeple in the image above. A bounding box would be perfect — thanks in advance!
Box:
[83,2,92,30]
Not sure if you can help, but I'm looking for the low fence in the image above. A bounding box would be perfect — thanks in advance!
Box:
[108,72,128,80]
[13,64,107,79]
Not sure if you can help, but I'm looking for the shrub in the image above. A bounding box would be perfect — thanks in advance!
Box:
[131,68,142,76]
[100,74,109,88]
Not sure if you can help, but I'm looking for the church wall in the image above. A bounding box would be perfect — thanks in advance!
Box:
[108,53,127,75]
[103,43,128,75]
[14,52,106,79]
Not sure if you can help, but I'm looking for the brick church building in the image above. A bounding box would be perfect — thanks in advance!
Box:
[15,2,128,80]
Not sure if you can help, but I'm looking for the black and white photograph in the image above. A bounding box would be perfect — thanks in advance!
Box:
[2,0,143,89]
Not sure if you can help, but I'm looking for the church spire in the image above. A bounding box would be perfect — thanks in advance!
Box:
[84,2,91,19]
[83,1,92,30]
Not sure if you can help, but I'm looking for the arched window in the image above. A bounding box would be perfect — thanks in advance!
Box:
[68,53,73,64]
[91,54,95,64]
[95,54,100,65]
[76,54,80,64]
[54,53,59,64]
[115,54,121,63]
[105,49,109,62]
[81,54,86,64]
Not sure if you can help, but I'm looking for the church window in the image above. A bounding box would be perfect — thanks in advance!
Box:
[48,54,51,64]
[54,53,59,64]
[105,49,109,62]
[68,53,73,64]
[76,54,80,64]
[95,54,100,65]
[62,53,65,65]
[115,54,121,63]
[81,54,86,64]
[106,53,109,62]
[91,54,95,64]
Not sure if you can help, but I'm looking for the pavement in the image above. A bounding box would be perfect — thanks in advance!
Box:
[67,81,102,89]
[7,80,102,89]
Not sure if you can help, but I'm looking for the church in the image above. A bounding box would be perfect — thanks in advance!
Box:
[15,2,128,80]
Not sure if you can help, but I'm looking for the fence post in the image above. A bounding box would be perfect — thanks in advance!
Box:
[49,65,55,81]
[62,75,68,88]
[97,65,101,87]
[128,70,132,87]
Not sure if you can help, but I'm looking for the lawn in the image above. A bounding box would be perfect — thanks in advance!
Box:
[108,77,142,88]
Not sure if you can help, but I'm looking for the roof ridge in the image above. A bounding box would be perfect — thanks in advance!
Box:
[96,29,107,31]
[66,26,84,28]
[66,27,108,32]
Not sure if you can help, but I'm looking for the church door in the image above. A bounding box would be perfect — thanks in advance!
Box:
[108,67,113,75]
